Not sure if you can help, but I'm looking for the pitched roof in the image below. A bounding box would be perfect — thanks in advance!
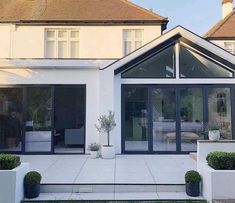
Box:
[0,0,167,26]
[204,9,235,39]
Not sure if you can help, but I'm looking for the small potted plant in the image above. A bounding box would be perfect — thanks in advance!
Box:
[207,122,220,141]
[95,111,116,159]
[185,170,201,197]
[24,171,42,199]
[88,143,100,158]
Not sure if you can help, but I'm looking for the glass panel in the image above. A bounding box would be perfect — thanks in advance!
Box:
[135,41,142,49]
[47,31,55,38]
[124,41,132,55]
[0,88,23,152]
[71,41,79,58]
[54,87,85,153]
[71,31,79,38]
[208,88,232,139]
[46,41,56,58]
[124,30,132,40]
[58,41,68,58]
[58,30,67,38]
[124,87,148,151]
[152,88,176,151]
[180,88,204,151]
[25,87,52,152]
[122,46,175,78]
[180,46,233,78]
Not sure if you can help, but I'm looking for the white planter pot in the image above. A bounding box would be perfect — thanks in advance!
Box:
[208,130,220,141]
[101,145,115,159]
[0,163,29,203]
[90,151,99,159]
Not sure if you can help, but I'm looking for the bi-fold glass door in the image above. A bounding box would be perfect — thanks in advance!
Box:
[122,85,234,154]
[0,85,86,154]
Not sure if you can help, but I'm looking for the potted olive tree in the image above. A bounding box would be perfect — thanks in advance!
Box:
[24,171,42,199]
[88,143,100,158]
[185,170,201,197]
[95,111,116,159]
[207,122,220,141]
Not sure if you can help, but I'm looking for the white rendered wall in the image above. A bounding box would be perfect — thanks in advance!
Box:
[0,25,162,59]
[210,40,235,51]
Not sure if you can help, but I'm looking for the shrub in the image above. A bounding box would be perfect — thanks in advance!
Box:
[206,151,235,170]
[88,143,100,151]
[0,154,21,170]
[24,171,42,185]
[185,170,201,183]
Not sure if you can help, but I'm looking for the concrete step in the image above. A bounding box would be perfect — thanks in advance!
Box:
[40,183,185,193]
[22,192,204,202]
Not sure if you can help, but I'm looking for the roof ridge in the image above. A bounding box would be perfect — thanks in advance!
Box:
[204,8,235,38]
[119,0,167,20]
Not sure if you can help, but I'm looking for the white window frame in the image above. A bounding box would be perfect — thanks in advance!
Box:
[123,29,144,56]
[224,41,235,55]
[45,29,79,58]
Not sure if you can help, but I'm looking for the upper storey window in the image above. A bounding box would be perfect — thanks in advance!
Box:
[123,29,143,55]
[45,29,79,58]
[224,42,235,55]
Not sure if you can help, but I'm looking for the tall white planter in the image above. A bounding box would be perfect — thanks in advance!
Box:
[101,145,115,159]
[208,130,220,141]
[0,163,29,203]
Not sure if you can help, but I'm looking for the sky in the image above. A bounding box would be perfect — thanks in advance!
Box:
[130,0,229,36]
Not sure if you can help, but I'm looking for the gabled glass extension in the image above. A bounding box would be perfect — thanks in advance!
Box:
[121,40,235,154]
[121,42,234,79]
[122,45,175,78]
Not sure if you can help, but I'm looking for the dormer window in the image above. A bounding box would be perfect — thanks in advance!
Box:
[123,29,143,56]
[45,29,79,58]
[224,42,235,55]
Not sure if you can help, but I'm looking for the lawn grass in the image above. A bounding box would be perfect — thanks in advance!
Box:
[22,201,207,203]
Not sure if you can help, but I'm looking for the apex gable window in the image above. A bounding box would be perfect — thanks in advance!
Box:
[179,45,233,78]
[45,29,79,58]
[224,42,235,55]
[123,29,143,55]
[122,45,175,78]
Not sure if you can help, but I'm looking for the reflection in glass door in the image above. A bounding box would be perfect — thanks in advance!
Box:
[0,88,23,152]
[180,88,204,151]
[208,88,232,140]
[25,87,53,152]
[123,87,149,152]
[152,88,176,152]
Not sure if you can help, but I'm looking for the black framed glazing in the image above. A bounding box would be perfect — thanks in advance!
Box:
[0,84,86,155]
[121,84,235,154]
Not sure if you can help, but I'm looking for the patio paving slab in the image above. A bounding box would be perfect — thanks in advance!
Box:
[20,154,196,184]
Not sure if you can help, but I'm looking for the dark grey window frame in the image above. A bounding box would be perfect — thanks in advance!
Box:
[121,84,235,154]
[0,84,86,155]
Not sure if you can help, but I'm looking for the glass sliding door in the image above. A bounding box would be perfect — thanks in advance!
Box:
[152,88,176,152]
[25,87,53,152]
[180,88,204,151]
[54,86,85,153]
[0,88,23,152]
[208,88,232,140]
[123,87,149,152]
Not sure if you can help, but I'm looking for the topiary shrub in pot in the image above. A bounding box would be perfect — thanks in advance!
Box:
[88,143,100,158]
[185,170,201,197]
[24,171,42,199]
[0,154,21,170]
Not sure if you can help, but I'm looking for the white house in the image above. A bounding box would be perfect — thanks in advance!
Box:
[205,0,235,54]
[0,0,235,155]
